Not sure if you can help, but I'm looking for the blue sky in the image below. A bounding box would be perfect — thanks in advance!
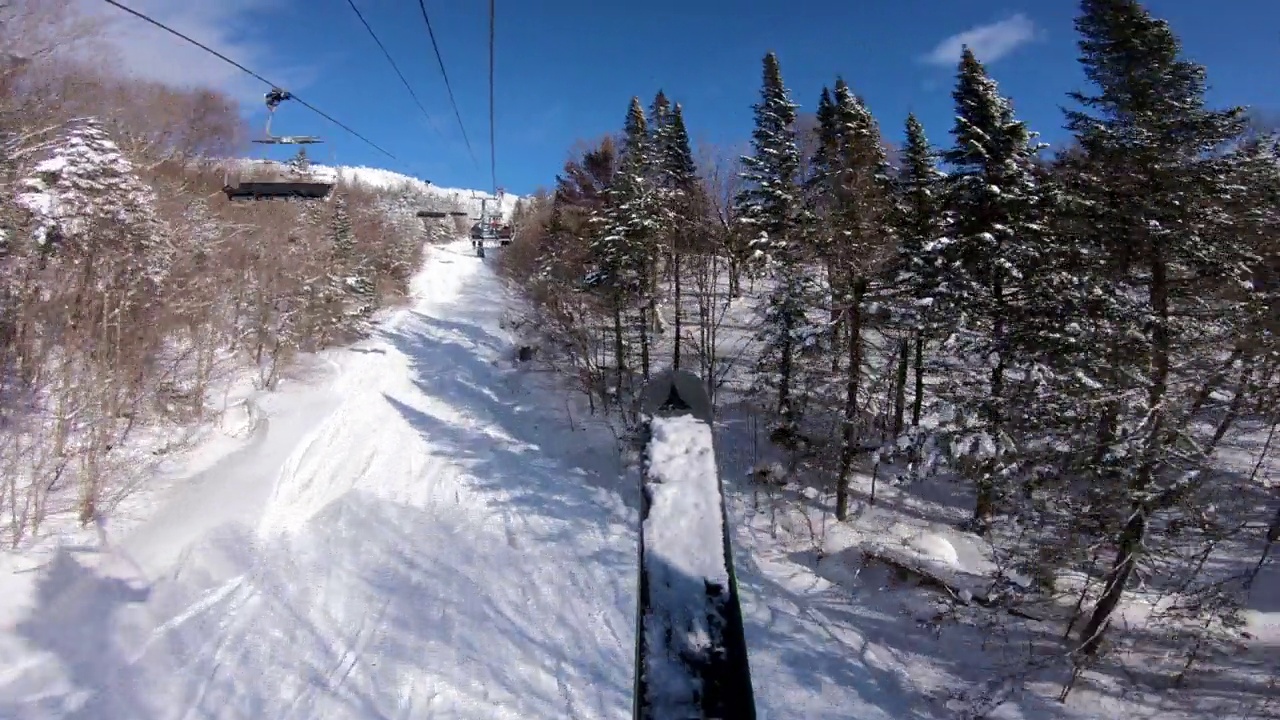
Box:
[100,0,1279,196]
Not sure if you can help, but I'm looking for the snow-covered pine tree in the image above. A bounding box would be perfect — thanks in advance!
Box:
[890,113,946,429]
[590,97,660,402]
[286,147,311,176]
[1231,134,1280,402]
[325,191,376,336]
[14,117,173,523]
[805,86,843,353]
[653,100,701,370]
[735,52,814,433]
[804,86,839,237]
[640,91,672,343]
[1054,0,1262,659]
[824,78,896,520]
[17,117,171,287]
[927,46,1046,532]
[545,136,615,292]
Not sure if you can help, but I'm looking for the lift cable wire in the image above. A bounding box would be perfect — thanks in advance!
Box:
[341,0,448,145]
[99,0,397,160]
[488,0,497,193]
[415,0,479,171]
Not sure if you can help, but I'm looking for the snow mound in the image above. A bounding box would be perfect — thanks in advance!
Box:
[905,532,959,566]
[216,398,258,439]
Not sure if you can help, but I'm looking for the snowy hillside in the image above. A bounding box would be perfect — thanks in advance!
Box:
[223,158,521,220]
[311,164,521,220]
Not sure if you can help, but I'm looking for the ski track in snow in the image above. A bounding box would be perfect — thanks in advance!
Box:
[0,239,922,720]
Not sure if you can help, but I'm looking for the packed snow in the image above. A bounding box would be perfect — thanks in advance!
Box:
[0,239,634,719]
[640,414,728,715]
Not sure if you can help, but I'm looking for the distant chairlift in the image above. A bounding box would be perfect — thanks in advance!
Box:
[223,88,334,202]
[469,192,513,256]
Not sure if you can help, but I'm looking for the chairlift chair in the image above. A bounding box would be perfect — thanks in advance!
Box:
[417,210,449,219]
[225,181,333,201]
[222,88,334,202]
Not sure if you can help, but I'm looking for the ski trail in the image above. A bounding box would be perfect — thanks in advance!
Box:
[0,241,636,720]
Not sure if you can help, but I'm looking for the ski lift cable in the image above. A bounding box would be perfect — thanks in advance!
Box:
[488,0,497,194]
[415,0,479,171]
[99,0,397,161]
[341,0,449,147]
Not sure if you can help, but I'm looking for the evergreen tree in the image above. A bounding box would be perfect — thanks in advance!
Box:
[929,46,1047,531]
[735,52,813,429]
[825,78,896,519]
[330,192,355,260]
[660,104,699,202]
[590,97,660,397]
[804,87,839,228]
[890,113,946,428]
[736,52,804,263]
[647,90,672,161]
[653,101,701,370]
[590,97,655,294]
[1056,0,1258,657]
[326,192,375,329]
[804,86,844,348]
[287,146,311,176]
[17,118,170,276]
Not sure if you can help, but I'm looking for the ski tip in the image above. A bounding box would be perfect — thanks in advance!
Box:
[640,368,713,424]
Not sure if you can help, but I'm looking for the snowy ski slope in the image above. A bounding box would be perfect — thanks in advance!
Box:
[0,240,916,720]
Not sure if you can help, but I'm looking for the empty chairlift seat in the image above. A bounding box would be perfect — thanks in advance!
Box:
[221,87,334,202]
[223,179,333,201]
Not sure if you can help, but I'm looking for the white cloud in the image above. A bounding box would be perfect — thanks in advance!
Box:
[922,13,1038,66]
[69,0,310,103]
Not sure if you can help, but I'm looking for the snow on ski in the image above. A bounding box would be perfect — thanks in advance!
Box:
[634,369,756,720]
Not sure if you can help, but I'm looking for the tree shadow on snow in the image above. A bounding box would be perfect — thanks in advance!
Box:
[314,494,636,719]
[367,303,643,715]
[380,310,638,512]
[5,548,153,720]
[730,548,1092,720]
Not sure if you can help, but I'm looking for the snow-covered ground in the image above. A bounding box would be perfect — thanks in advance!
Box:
[2,234,1271,719]
[641,270,1280,720]
[0,240,925,720]
[311,165,521,220]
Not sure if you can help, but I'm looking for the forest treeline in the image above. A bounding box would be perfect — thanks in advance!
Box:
[497,0,1280,693]
[0,0,460,544]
